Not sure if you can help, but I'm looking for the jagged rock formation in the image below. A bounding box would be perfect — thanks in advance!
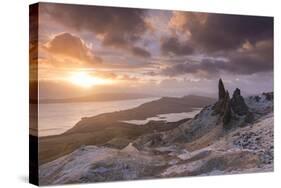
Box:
[213,79,254,129]
[213,79,232,128]
[144,79,259,148]
[231,88,249,115]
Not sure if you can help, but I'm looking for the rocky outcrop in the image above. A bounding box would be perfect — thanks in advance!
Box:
[222,91,231,128]
[213,79,230,115]
[231,88,254,124]
[262,92,273,101]
[213,79,254,129]
[213,79,232,128]
[231,88,249,115]
[218,78,226,100]
[245,92,273,116]
[153,79,260,147]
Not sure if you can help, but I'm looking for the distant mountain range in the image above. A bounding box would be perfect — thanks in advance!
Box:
[39,93,156,104]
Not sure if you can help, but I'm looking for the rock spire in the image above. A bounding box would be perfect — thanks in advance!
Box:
[213,79,253,129]
[218,78,226,100]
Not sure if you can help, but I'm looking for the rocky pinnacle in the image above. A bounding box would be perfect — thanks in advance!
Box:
[214,79,253,129]
[231,88,249,116]
[222,91,232,128]
[219,78,226,100]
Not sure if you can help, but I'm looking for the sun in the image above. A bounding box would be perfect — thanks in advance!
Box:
[69,71,112,88]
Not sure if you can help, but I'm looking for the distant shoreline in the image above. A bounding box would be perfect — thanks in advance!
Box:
[38,93,157,104]
[37,97,161,137]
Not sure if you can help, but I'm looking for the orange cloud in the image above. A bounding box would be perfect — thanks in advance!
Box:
[45,33,102,67]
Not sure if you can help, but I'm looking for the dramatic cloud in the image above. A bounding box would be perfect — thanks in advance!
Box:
[161,36,194,56]
[161,39,273,77]
[41,3,151,58]
[159,12,273,77]
[227,40,273,74]
[169,12,273,52]
[36,3,273,97]
[46,33,102,65]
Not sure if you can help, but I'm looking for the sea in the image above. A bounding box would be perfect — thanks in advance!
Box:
[38,97,200,137]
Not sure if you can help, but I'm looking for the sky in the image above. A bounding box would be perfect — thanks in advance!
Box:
[32,3,273,99]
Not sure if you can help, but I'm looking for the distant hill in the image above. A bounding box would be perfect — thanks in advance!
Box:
[66,95,215,134]
[39,93,155,104]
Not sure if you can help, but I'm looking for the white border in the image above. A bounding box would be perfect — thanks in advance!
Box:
[0,0,280,187]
